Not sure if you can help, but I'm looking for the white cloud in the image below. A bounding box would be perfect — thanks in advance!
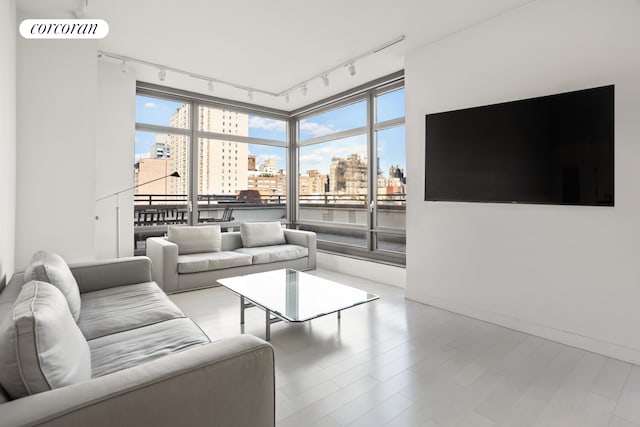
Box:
[248,116,286,133]
[317,143,367,158]
[299,141,367,173]
[299,121,340,138]
[144,102,158,108]
[299,153,324,165]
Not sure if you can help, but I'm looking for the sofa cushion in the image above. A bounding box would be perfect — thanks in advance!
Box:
[89,318,210,378]
[240,222,286,248]
[24,251,81,321]
[168,225,222,255]
[0,281,91,399]
[235,245,309,265]
[78,282,185,340]
[177,251,253,274]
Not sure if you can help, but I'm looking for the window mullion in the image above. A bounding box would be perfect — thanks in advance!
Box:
[189,101,198,225]
[367,92,376,253]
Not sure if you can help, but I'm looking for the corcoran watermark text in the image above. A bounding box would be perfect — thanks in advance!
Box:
[19,19,109,39]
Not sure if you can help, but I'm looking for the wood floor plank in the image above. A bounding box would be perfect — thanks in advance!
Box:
[614,365,640,424]
[591,358,631,401]
[610,415,640,427]
[169,269,640,427]
[278,375,379,427]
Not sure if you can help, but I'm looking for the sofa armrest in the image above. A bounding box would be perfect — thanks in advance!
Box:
[68,257,152,294]
[146,237,179,293]
[284,229,317,269]
[0,335,275,427]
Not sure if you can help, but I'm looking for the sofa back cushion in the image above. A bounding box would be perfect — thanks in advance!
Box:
[168,225,222,255]
[241,221,286,248]
[0,281,91,399]
[24,251,81,321]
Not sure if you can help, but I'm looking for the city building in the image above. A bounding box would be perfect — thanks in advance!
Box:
[329,153,368,195]
[377,165,406,196]
[258,158,277,174]
[134,158,172,196]
[150,135,171,159]
[167,105,249,196]
[299,169,329,197]
[247,159,287,201]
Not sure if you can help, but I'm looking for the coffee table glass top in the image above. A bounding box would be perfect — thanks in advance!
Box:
[217,269,379,322]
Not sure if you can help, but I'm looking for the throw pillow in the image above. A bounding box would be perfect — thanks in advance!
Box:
[0,281,92,399]
[240,221,286,248]
[24,250,81,321]
[167,225,222,254]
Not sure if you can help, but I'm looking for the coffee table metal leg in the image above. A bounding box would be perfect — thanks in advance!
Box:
[266,309,270,340]
[338,310,341,320]
[240,296,245,325]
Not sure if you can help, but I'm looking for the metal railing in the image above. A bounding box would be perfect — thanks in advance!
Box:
[135,193,405,207]
[298,193,406,205]
[132,193,406,254]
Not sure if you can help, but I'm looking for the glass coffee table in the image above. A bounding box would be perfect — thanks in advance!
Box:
[217,269,379,340]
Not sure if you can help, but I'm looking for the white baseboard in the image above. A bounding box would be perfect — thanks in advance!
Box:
[409,293,640,365]
[317,252,406,289]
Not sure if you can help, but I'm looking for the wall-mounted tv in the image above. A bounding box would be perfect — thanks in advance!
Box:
[425,85,614,206]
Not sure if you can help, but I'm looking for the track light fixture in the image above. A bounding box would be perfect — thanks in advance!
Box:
[98,35,404,104]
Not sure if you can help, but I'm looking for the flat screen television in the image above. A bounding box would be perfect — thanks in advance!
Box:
[424,85,614,206]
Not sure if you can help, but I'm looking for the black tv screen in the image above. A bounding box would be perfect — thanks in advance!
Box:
[425,85,614,206]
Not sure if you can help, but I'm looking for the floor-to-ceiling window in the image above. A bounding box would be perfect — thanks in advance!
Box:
[373,87,406,255]
[294,78,406,264]
[195,104,288,225]
[297,100,369,249]
[133,74,404,263]
[134,86,289,254]
[134,94,191,253]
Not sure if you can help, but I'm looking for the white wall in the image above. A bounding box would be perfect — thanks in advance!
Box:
[16,33,98,269]
[95,62,136,259]
[0,0,16,288]
[318,252,406,289]
[405,0,640,363]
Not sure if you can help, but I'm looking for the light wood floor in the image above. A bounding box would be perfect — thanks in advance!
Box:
[169,269,640,427]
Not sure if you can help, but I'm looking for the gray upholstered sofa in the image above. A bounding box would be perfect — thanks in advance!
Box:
[146,222,317,293]
[0,252,274,427]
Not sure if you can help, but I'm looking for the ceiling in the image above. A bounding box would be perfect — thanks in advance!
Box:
[17,0,536,110]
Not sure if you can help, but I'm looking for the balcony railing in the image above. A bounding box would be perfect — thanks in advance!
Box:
[132,193,406,255]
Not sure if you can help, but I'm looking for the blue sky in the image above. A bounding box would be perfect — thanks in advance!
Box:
[135,89,405,175]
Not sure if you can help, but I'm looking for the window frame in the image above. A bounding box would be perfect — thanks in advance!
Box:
[292,78,406,265]
[134,72,405,265]
[135,83,290,228]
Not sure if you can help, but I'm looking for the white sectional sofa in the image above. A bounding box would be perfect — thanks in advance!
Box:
[146,222,317,293]
[0,252,275,427]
